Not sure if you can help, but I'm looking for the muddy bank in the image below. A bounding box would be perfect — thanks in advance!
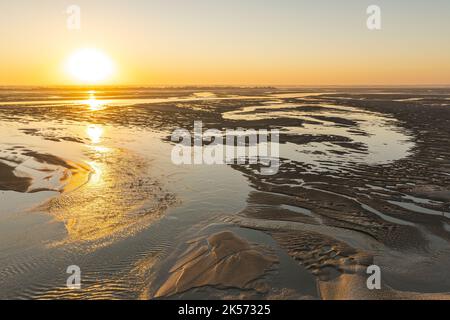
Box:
[154,231,277,298]
[0,162,31,192]
[0,147,91,193]
[219,90,450,298]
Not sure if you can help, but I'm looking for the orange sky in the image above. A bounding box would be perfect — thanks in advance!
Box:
[1,0,449,86]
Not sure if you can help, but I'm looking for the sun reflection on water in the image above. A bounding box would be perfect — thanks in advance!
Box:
[86,160,103,186]
[85,92,106,111]
[86,124,104,144]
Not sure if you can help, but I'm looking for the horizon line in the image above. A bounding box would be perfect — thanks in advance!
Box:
[1,84,450,89]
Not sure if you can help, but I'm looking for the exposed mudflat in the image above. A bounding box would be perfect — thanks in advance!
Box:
[153,231,278,298]
[1,87,450,299]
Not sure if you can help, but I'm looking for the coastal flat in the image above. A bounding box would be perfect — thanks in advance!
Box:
[0,87,449,299]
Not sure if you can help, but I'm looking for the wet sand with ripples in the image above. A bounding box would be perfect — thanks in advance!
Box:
[1,87,450,299]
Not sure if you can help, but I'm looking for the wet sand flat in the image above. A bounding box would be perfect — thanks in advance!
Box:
[0,87,450,299]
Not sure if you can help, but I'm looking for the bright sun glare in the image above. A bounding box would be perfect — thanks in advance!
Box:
[66,48,115,84]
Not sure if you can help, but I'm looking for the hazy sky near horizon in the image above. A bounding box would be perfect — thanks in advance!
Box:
[1,0,449,86]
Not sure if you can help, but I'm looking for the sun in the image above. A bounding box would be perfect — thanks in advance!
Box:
[66,48,115,84]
